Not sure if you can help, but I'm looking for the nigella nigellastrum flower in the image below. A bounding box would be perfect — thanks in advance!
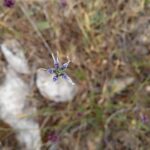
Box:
[4,0,15,7]
[46,53,75,85]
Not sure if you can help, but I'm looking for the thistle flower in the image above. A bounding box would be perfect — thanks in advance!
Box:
[47,52,75,85]
[4,0,15,8]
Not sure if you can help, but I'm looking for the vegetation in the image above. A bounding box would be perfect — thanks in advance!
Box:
[0,0,150,149]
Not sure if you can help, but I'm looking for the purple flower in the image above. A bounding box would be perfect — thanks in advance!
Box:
[60,0,67,7]
[47,52,75,85]
[61,57,70,70]
[4,0,15,8]
[48,133,60,143]
[62,74,67,80]
[140,114,149,124]
[51,53,60,69]
[47,68,54,74]
[53,75,58,81]
[77,112,83,117]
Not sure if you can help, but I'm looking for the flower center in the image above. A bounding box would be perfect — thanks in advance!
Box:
[54,68,65,76]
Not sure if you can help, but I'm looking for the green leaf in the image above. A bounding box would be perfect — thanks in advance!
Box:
[26,10,34,17]
[91,11,107,26]
[36,21,50,31]
[145,0,150,5]
[94,106,103,123]
[102,77,135,98]
[138,121,150,131]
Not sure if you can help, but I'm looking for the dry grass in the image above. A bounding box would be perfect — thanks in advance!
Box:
[0,0,150,149]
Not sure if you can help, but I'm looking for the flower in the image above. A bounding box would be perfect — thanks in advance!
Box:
[77,112,83,117]
[59,0,67,7]
[48,133,60,143]
[47,52,75,85]
[140,113,149,124]
[4,0,15,8]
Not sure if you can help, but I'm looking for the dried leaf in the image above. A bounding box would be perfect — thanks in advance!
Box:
[102,77,135,98]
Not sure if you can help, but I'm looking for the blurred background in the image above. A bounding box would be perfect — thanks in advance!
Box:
[0,0,150,150]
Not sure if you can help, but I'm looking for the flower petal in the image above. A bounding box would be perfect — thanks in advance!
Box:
[47,68,54,74]
[51,53,56,63]
[52,52,60,68]
[62,74,68,80]
[54,63,59,69]
[56,51,60,65]
[62,74,75,85]
[62,56,70,69]
[62,61,70,69]
[53,75,58,81]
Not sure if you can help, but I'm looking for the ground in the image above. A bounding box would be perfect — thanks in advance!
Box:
[0,0,150,150]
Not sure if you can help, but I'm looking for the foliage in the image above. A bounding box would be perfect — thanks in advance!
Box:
[0,0,150,149]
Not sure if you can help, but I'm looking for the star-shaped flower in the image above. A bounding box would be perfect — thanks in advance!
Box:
[46,52,75,85]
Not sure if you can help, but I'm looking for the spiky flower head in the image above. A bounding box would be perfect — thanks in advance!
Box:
[47,52,75,85]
